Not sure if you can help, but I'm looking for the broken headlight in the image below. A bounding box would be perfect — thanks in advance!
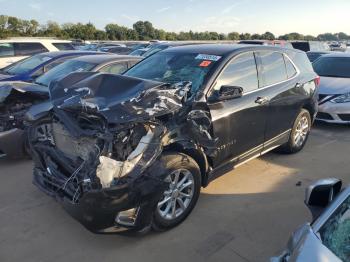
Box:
[96,124,155,188]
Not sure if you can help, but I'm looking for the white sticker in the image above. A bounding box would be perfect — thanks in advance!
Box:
[195,54,222,61]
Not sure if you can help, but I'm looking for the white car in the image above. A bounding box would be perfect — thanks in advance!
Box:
[313,53,350,124]
[0,38,74,69]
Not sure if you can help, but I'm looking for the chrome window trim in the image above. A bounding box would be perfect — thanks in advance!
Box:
[243,52,300,96]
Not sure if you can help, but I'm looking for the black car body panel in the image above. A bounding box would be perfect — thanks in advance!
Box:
[27,44,318,233]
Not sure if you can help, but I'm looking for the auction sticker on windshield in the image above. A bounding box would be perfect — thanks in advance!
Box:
[195,54,222,61]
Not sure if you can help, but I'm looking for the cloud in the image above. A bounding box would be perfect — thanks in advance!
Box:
[121,14,139,22]
[222,1,246,14]
[156,6,171,13]
[28,3,42,11]
[192,16,241,33]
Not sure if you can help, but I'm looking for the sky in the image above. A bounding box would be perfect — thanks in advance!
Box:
[1,0,350,36]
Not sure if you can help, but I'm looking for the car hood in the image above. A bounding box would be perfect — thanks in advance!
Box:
[0,73,14,81]
[0,81,49,103]
[49,72,191,124]
[319,76,350,95]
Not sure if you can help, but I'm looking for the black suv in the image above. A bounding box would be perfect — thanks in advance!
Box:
[27,44,319,233]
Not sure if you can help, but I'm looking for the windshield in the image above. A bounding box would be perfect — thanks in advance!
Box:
[313,57,350,78]
[124,52,218,94]
[3,53,52,75]
[142,45,168,57]
[35,59,97,87]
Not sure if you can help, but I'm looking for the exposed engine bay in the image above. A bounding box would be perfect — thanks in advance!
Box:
[28,73,216,210]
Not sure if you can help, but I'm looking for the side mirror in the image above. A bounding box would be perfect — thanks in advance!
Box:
[209,85,243,102]
[305,178,342,220]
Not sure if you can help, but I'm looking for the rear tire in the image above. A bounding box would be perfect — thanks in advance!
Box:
[278,109,311,154]
[152,152,201,231]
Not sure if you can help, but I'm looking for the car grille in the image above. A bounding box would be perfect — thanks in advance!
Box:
[338,114,350,121]
[317,112,333,120]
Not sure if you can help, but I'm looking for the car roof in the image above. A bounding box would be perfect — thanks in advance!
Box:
[42,50,102,58]
[321,52,350,58]
[71,54,142,63]
[162,44,294,57]
[0,38,71,43]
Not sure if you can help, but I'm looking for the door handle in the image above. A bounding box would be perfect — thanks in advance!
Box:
[255,96,269,105]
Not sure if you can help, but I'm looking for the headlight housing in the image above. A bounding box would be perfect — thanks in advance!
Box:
[330,92,350,103]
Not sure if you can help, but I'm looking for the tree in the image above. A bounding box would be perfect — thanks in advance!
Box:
[228,32,240,40]
[239,33,251,40]
[251,33,262,40]
[133,21,156,40]
[261,31,275,40]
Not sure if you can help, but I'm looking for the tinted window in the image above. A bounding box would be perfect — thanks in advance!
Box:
[0,43,15,57]
[258,51,288,86]
[284,55,297,78]
[125,52,217,95]
[52,43,75,50]
[14,43,48,56]
[3,53,52,75]
[44,56,79,71]
[213,52,258,93]
[313,57,350,78]
[319,195,350,261]
[35,59,97,87]
[99,62,128,74]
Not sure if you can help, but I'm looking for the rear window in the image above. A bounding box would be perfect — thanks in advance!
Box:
[14,42,48,56]
[52,43,75,50]
[258,51,288,86]
[3,53,52,75]
[0,43,15,57]
[284,55,297,78]
[313,57,350,78]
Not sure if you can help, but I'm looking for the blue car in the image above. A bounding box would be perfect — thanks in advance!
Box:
[0,50,103,82]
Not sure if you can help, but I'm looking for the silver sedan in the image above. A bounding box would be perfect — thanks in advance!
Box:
[313,53,350,124]
[272,178,350,262]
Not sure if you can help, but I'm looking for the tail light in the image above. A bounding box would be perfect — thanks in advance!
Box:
[314,76,321,87]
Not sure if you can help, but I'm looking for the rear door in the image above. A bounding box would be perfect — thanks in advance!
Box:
[255,51,303,146]
[207,51,268,166]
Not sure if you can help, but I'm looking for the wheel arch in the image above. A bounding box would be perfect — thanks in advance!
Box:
[163,141,210,187]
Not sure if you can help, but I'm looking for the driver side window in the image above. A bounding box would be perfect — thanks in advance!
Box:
[213,52,258,93]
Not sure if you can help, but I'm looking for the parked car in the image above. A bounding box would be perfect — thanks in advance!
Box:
[0,51,102,82]
[129,47,150,56]
[0,38,74,68]
[291,41,329,52]
[27,44,318,233]
[313,53,350,124]
[98,46,132,54]
[306,51,331,63]
[141,42,203,57]
[0,54,142,158]
[238,40,293,48]
[271,178,349,262]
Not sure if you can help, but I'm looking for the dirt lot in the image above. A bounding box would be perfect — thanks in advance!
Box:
[0,122,349,262]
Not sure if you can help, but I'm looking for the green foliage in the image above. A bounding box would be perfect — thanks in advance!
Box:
[0,14,349,41]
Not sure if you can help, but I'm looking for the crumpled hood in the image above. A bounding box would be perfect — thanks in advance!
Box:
[0,81,49,103]
[319,76,350,95]
[49,72,191,124]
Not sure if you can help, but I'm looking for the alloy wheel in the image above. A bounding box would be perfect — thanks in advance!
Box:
[294,116,309,147]
[157,169,195,220]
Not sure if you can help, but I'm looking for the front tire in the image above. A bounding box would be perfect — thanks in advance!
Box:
[278,109,311,154]
[152,152,201,231]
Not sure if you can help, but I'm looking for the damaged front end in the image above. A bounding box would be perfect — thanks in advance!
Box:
[0,82,49,157]
[29,72,205,233]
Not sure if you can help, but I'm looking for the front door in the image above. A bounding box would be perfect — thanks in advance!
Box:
[207,52,268,167]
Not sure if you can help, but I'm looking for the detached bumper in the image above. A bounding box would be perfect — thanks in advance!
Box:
[0,128,25,158]
[33,167,165,233]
